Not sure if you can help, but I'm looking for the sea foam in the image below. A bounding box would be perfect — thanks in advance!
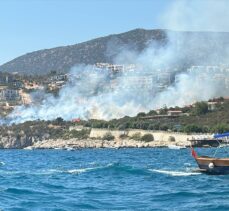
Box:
[150,169,201,176]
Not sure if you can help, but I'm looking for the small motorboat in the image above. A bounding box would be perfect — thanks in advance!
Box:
[66,147,75,151]
[168,145,186,150]
[191,132,229,174]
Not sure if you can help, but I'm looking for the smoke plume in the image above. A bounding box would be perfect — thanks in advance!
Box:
[2,0,229,124]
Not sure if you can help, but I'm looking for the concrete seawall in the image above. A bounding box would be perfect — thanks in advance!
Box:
[25,129,213,149]
[89,128,209,145]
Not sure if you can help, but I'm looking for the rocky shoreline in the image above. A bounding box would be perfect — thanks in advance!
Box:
[24,128,205,150]
[0,127,214,149]
[24,137,191,150]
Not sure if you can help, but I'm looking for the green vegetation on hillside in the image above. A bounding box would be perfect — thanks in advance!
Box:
[80,100,229,133]
[0,99,229,136]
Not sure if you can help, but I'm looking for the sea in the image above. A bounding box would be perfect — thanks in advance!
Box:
[0,148,229,210]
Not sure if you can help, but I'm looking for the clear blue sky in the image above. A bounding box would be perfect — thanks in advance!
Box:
[0,0,172,65]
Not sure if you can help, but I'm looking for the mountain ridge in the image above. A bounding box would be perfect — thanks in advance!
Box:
[1,28,229,75]
[0,28,167,75]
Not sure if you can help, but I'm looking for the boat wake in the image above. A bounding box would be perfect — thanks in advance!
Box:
[0,162,201,177]
[33,167,100,175]
[149,169,201,176]
[66,166,103,174]
[66,162,149,175]
[0,167,100,176]
[0,162,151,176]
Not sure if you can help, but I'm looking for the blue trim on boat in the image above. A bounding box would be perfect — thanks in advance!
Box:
[214,132,229,139]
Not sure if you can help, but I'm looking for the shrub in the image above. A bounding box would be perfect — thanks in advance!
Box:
[102,132,115,141]
[168,136,175,142]
[108,124,115,129]
[119,133,128,139]
[50,128,66,139]
[70,129,90,139]
[130,132,141,141]
[140,122,150,130]
[159,124,169,131]
[92,121,104,128]
[153,123,160,130]
[141,133,154,142]
[147,124,155,130]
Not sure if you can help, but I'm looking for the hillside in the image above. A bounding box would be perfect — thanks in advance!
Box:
[0,99,228,149]
[1,29,229,75]
[0,29,167,75]
[81,99,229,134]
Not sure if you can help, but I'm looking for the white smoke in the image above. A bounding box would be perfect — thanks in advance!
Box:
[162,0,229,32]
[7,65,155,123]
[2,0,229,124]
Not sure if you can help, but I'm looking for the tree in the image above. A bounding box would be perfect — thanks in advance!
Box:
[137,112,146,117]
[193,102,208,115]
[159,105,168,115]
[184,124,203,133]
[55,117,64,125]
[211,124,229,133]
[148,110,157,115]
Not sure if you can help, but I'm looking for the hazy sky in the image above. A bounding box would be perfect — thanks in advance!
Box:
[1,0,229,65]
[0,0,171,65]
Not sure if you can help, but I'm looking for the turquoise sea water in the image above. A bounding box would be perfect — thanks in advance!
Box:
[0,148,229,210]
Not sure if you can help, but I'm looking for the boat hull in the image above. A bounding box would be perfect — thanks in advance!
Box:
[195,156,229,174]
